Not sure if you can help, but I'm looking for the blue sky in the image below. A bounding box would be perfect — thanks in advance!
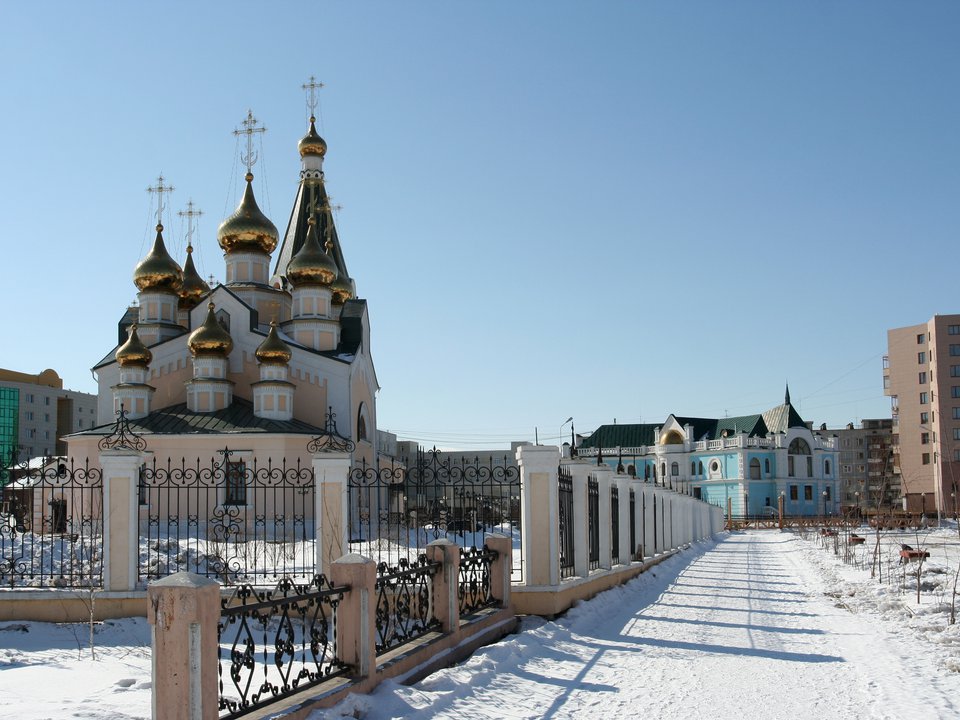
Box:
[1,2,958,448]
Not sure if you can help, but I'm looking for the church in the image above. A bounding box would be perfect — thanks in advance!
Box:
[67,101,379,470]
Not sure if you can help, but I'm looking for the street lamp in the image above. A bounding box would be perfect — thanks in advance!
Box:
[561,417,573,456]
[822,490,828,523]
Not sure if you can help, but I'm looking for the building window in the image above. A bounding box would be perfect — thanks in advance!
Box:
[922,453,931,465]
[953,387,960,399]
[954,428,960,441]
[920,392,929,404]
[44,413,50,422]
[44,397,50,406]
[825,486,832,501]
[954,408,960,420]
[824,459,831,476]
[918,333,926,344]
[921,412,930,424]
[804,485,813,501]
[919,372,927,384]
[955,449,960,462]
[951,345,960,357]
[764,458,770,474]
[644,464,650,480]
[919,351,926,364]
[690,461,696,475]
[26,393,34,403]
[224,461,247,506]
[921,432,930,445]
[671,462,679,476]
[78,419,83,428]
[950,325,960,335]
[24,411,33,421]
[789,485,798,501]
[698,461,703,475]
[27,429,35,439]
[806,456,813,476]
[952,366,960,378]
[788,456,795,477]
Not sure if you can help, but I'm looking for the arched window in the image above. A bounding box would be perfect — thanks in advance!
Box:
[788,438,811,455]
[661,462,666,479]
[691,461,696,475]
[749,458,761,480]
[645,464,651,480]
[356,402,369,442]
[671,462,679,477]
[764,458,771,474]
[824,459,832,476]
[698,461,703,475]
[627,464,636,477]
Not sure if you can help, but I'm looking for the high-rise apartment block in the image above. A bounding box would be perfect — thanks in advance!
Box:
[816,419,898,513]
[884,315,960,516]
[0,368,97,463]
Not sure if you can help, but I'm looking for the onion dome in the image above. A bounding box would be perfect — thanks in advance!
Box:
[256,321,292,364]
[286,216,338,286]
[179,244,210,307]
[133,224,183,292]
[217,173,279,255]
[329,272,353,305]
[115,325,152,367]
[298,116,327,158]
[188,302,234,356]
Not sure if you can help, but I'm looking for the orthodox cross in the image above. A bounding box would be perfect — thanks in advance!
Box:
[178,200,203,248]
[302,75,324,114]
[147,174,174,227]
[233,110,266,172]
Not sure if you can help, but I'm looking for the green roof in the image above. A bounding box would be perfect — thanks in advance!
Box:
[579,424,658,449]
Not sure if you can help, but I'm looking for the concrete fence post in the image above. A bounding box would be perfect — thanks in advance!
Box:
[517,445,561,586]
[630,479,645,560]
[642,485,657,556]
[147,572,220,720]
[100,450,146,592]
[616,476,631,565]
[426,538,460,635]
[485,533,513,609]
[568,462,592,576]
[312,452,351,577]
[594,466,612,569]
[330,554,377,679]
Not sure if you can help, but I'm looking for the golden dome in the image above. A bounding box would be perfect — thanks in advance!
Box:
[133,224,183,292]
[115,325,152,367]
[217,173,279,254]
[298,116,327,158]
[329,272,353,305]
[286,216,338,286]
[660,429,684,446]
[188,302,234,356]
[179,244,210,307]
[256,321,292,364]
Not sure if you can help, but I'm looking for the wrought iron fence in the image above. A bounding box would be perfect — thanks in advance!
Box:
[375,555,441,655]
[611,485,620,566]
[629,488,638,561]
[588,476,600,571]
[218,575,349,719]
[458,544,498,616]
[347,448,522,581]
[558,466,575,579]
[140,451,315,586]
[0,458,103,588]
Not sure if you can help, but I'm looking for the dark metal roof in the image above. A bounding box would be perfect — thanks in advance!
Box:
[69,397,323,437]
[579,424,658,449]
[762,402,807,433]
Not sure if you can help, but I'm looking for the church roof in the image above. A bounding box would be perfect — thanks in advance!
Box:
[274,178,349,287]
[69,396,323,437]
[761,401,807,433]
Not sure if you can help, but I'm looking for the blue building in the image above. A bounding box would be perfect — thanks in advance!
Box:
[577,389,840,517]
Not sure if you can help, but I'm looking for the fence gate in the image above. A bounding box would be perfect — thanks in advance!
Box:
[139,451,315,586]
[347,448,522,581]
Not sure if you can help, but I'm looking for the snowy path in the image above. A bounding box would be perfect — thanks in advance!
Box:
[324,532,960,720]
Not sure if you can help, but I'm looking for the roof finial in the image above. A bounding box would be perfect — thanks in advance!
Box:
[302,75,324,116]
[147,174,175,230]
[233,110,266,174]
[785,383,791,405]
[178,200,203,250]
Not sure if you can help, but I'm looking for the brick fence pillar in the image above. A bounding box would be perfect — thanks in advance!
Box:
[485,533,513,609]
[329,554,377,679]
[147,572,220,720]
[426,538,460,634]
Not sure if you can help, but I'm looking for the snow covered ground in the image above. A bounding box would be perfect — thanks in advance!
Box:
[4,529,960,719]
